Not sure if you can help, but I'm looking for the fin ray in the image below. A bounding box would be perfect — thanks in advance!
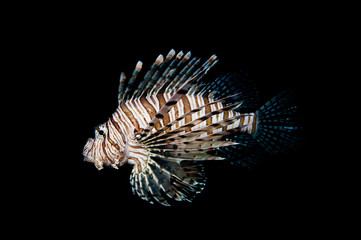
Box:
[141,101,243,144]
[129,158,207,206]
[139,55,218,138]
[145,115,251,145]
[139,93,243,143]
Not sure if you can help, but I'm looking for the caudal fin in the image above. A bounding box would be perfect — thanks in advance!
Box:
[254,90,303,154]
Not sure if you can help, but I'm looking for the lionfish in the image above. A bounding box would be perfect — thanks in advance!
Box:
[83,49,301,206]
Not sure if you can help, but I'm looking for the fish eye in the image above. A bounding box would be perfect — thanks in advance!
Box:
[95,125,106,137]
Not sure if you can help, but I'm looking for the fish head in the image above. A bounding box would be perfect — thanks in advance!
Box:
[83,122,125,170]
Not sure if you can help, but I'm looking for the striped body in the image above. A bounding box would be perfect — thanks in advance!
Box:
[119,95,256,135]
[83,94,257,170]
[82,50,260,205]
[82,49,301,206]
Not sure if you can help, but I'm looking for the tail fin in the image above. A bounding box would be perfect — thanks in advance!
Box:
[254,90,303,154]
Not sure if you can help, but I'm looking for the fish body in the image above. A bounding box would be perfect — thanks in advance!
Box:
[83,49,302,206]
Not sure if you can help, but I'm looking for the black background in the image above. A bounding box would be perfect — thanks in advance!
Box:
[16,7,321,234]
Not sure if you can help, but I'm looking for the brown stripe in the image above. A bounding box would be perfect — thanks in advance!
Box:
[129,150,148,157]
[181,96,192,133]
[128,144,144,150]
[140,97,157,120]
[194,96,202,133]
[194,95,200,109]
[207,97,219,135]
[106,121,120,151]
[101,136,114,165]
[239,113,245,128]
[167,100,180,133]
[120,102,139,130]
[112,111,131,139]
[172,100,180,129]
[157,94,170,128]
[222,110,229,131]
[128,156,142,171]
[203,97,212,127]
[251,112,258,135]
[132,101,149,128]
[182,95,191,124]
[109,115,123,140]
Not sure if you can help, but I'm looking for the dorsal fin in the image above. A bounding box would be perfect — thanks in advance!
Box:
[138,54,218,139]
[117,72,127,104]
[123,61,143,101]
[117,49,217,105]
[196,71,260,111]
[132,54,164,100]
[148,51,185,96]
[139,49,176,98]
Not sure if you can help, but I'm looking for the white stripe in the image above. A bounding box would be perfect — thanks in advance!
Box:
[116,107,134,135]
[126,101,147,129]
[164,92,176,124]
[186,95,197,121]
[104,141,117,160]
[151,95,160,111]
[176,98,185,129]
[216,102,224,122]
[246,113,255,134]
[129,147,148,155]
[198,96,207,129]
[147,95,159,112]
[134,98,152,126]
[112,112,129,145]
[210,101,217,126]
[212,102,224,133]
[226,108,234,131]
[128,152,147,162]
[108,118,125,148]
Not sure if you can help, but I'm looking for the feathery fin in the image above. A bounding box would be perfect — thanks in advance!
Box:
[118,72,127,103]
[133,54,164,99]
[145,116,251,146]
[146,125,250,148]
[148,140,239,151]
[139,93,243,143]
[151,151,224,162]
[130,158,206,206]
[122,61,143,101]
[140,49,176,98]
[141,101,244,144]
[254,89,303,154]
[113,50,304,207]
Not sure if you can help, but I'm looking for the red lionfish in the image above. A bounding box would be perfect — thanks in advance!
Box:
[83,49,301,206]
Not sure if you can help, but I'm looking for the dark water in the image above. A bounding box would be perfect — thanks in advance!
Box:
[18,16,319,235]
[57,41,313,207]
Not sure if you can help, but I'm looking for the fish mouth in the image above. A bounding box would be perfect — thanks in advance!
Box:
[83,152,96,165]
[83,138,94,154]
[83,155,104,170]
[83,156,92,163]
[82,137,127,169]
[82,138,96,164]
